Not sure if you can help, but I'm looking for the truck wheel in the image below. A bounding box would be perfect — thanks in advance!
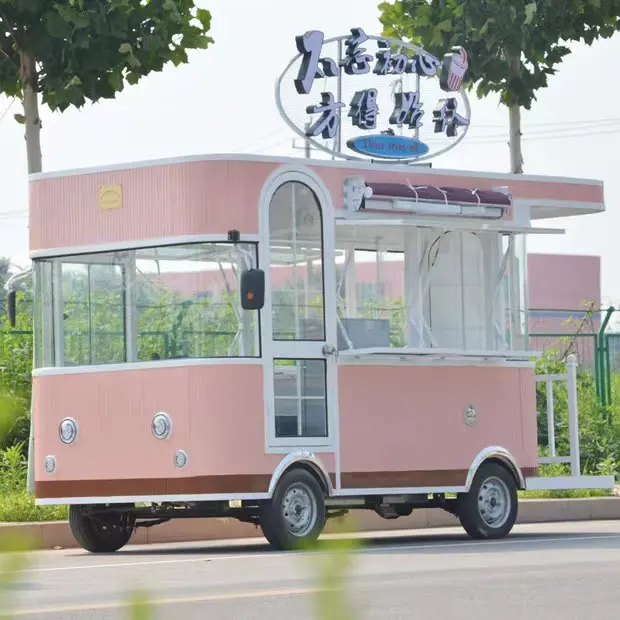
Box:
[457,462,518,540]
[69,505,135,553]
[259,468,326,551]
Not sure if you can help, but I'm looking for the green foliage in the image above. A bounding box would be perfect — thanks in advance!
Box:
[534,347,620,486]
[0,0,213,109]
[310,518,360,620]
[378,0,620,108]
[0,438,67,521]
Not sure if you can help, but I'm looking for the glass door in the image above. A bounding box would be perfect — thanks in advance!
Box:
[262,176,338,450]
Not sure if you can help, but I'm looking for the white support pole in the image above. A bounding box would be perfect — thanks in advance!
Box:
[344,249,357,318]
[546,378,556,458]
[52,261,64,367]
[375,241,383,311]
[566,354,581,477]
[123,252,138,363]
[404,230,420,347]
[491,235,512,350]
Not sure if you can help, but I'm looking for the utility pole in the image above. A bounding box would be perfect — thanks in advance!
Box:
[292,120,321,159]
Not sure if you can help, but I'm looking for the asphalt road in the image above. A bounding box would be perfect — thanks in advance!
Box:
[3,520,620,619]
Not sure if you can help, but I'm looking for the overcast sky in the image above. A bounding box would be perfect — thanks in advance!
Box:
[0,0,618,302]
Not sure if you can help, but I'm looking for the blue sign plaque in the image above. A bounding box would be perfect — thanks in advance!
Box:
[347,134,430,160]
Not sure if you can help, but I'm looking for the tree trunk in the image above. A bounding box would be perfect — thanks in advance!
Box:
[19,51,42,174]
[506,51,524,174]
[18,52,41,494]
[508,104,523,174]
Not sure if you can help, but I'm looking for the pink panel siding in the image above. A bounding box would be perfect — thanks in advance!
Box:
[29,160,279,251]
[33,365,334,486]
[337,365,536,477]
[30,157,604,253]
[519,368,538,468]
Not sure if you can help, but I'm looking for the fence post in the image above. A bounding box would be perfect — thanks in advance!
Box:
[597,307,615,413]
[546,378,555,457]
[566,354,581,477]
[605,335,612,414]
[594,333,601,402]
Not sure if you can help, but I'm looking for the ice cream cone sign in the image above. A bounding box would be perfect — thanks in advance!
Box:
[440,46,469,93]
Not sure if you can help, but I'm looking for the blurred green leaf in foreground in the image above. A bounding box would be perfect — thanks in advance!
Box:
[0,386,360,618]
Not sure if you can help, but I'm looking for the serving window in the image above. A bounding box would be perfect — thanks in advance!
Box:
[334,219,531,357]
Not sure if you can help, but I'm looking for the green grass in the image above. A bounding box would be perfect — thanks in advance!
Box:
[0,441,68,522]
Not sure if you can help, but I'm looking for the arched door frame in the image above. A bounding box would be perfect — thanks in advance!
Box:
[258,165,340,465]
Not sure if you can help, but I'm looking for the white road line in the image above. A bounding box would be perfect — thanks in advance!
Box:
[21,533,620,574]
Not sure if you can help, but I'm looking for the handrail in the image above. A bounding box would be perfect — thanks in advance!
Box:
[536,354,580,477]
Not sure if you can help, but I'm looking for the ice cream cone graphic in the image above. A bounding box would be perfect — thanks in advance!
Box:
[440,47,468,93]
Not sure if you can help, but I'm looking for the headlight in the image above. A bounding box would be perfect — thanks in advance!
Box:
[152,412,172,440]
[59,418,78,444]
[174,450,188,468]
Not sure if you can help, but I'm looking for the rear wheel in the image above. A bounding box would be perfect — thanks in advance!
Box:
[259,468,326,551]
[69,505,135,553]
[457,462,518,540]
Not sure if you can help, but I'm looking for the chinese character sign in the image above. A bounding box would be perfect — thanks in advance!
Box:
[278,27,471,163]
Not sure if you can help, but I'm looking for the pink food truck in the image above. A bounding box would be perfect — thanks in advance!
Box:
[5,27,614,553]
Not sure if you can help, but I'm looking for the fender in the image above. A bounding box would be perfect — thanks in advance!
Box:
[268,451,334,498]
[466,446,525,491]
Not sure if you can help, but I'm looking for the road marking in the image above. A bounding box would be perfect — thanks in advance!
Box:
[0,587,325,616]
[20,532,620,574]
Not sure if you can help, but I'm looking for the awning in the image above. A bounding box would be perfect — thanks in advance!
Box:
[366,182,512,208]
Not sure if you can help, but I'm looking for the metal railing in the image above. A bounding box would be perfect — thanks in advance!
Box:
[536,354,580,476]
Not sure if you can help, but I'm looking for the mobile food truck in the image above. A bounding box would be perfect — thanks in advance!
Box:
[5,28,614,553]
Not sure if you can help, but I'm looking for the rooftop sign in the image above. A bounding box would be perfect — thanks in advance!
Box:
[276,28,471,164]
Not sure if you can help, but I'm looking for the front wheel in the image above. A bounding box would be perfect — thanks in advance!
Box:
[259,468,326,551]
[457,462,518,540]
[69,505,135,553]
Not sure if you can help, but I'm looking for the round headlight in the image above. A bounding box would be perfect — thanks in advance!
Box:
[174,450,188,469]
[59,418,78,444]
[152,412,172,440]
[44,455,56,474]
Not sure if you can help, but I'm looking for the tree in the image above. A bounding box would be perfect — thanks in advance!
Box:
[0,0,213,174]
[379,0,620,173]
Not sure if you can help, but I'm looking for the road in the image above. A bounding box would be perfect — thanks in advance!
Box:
[3,520,620,619]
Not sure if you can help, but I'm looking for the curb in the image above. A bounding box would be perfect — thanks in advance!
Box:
[2,497,620,550]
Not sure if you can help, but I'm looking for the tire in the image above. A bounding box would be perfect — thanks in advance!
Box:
[259,468,326,551]
[69,505,135,553]
[457,462,518,540]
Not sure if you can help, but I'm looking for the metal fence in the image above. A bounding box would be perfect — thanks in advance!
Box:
[529,307,620,409]
[6,304,620,408]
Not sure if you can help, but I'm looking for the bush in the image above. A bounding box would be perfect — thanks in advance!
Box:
[0,442,67,522]
[535,349,620,482]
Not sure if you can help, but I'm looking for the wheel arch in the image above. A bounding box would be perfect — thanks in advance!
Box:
[466,447,526,491]
[268,452,333,498]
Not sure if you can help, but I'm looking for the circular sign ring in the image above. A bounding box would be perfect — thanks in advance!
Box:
[275,32,471,165]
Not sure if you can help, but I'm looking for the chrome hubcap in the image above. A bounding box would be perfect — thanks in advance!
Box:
[281,483,317,537]
[477,476,511,528]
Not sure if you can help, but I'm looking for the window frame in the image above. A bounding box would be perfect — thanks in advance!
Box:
[334,226,525,355]
[32,239,262,368]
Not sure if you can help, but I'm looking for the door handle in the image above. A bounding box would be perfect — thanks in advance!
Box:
[322,344,337,356]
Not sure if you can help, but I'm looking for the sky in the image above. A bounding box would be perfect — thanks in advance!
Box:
[0,0,618,303]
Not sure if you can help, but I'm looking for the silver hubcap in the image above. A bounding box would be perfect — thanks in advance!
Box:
[477,476,511,528]
[281,483,317,537]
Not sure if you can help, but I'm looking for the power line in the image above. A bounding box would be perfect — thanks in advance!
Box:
[0,96,15,125]
[475,116,620,129]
